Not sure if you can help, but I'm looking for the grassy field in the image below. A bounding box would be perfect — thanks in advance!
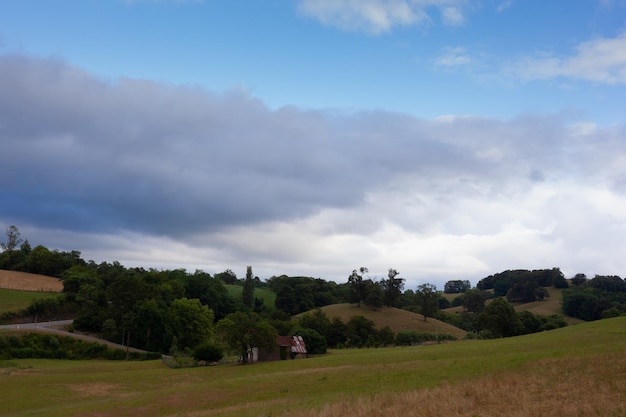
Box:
[225,285,276,310]
[2,317,624,417]
[311,303,468,339]
[0,288,60,314]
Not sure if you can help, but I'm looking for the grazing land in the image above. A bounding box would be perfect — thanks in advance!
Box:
[0,270,63,292]
[225,284,277,309]
[0,289,59,314]
[2,316,624,417]
[310,303,467,339]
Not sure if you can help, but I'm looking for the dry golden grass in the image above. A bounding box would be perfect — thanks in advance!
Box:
[299,353,626,417]
[0,269,63,292]
[315,303,467,338]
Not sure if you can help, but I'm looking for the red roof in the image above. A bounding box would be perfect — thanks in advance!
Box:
[276,335,307,354]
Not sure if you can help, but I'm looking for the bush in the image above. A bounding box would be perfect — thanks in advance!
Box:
[394,331,456,346]
[296,328,327,354]
[192,342,224,364]
[0,332,159,360]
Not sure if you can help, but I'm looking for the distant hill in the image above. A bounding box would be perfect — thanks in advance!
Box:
[303,303,467,339]
[0,269,63,292]
[442,285,584,324]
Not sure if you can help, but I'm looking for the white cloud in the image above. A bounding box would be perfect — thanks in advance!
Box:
[509,30,626,84]
[432,46,472,68]
[496,0,514,12]
[441,6,465,26]
[297,0,468,34]
[3,54,626,287]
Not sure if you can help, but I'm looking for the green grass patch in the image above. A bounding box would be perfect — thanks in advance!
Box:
[225,284,276,309]
[1,317,624,417]
[0,288,59,314]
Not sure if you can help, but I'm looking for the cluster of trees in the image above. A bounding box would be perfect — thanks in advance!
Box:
[0,226,84,277]
[562,274,626,320]
[477,268,568,301]
[438,298,567,338]
[3,225,625,362]
[296,308,455,350]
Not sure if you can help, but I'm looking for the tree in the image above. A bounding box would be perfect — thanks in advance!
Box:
[345,315,376,348]
[479,298,523,338]
[326,317,348,348]
[1,225,23,252]
[380,268,404,307]
[192,342,223,364]
[364,280,384,310]
[415,283,439,321]
[462,289,487,313]
[168,298,214,351]
[214,269,238,285]
[242,266,255,309]
[295,328,327,354]
[348,267,368,307]
[444,280,471,294]
[216,311,277,364]
[298,308,330,337]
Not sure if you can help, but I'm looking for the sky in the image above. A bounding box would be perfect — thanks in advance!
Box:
[1,0,626,289]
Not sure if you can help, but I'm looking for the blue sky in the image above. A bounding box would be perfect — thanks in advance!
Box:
[1,0,626,287]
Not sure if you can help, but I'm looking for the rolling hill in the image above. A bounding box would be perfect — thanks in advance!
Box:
[303,303,468,339]
[0,269,63,292]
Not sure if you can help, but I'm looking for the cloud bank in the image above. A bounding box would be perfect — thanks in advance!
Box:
[2,54,626,285]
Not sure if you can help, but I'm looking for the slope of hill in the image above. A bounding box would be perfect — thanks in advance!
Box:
[310,303,467,339]
[0,270,63,292]
[442,286,584,324]
[224,284,276,309]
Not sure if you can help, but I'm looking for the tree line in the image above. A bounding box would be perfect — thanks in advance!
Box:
[2,225,625,362]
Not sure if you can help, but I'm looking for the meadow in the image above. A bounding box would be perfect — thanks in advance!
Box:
[1,317,624,417]
[0,288,59,314]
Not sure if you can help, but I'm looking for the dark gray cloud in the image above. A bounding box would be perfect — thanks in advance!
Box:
[0,54,490,237]
[2,53,626,285]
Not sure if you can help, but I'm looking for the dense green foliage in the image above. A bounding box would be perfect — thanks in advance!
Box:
[0,332,160,360]
[443,279,471,294]
[267,275,346,315]
[215,311,277,363]
[394,331,457,346]
[192,341,224,364]
[562,275,626,320]
[477,268,568,299]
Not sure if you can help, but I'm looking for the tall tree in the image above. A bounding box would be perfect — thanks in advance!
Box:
[242,266,255,309]
[348,267,368,307]
[479,298,523,338]
[380,268,404,307]
[169,297,214,351]
[416,283,439,321]
[216,311,277,364]
[1,225,23,252]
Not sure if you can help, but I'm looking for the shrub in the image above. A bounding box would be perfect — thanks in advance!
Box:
[192,342,224,364]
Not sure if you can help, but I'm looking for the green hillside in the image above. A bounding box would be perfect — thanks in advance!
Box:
[224,284,276,309]
[2,317,624,417]
[0,289,59,315]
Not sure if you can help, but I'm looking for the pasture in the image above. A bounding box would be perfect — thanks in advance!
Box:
[0,289,59,314]
[1,317,624,417]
